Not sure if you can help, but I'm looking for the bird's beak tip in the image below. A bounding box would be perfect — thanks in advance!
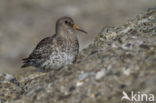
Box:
[73,24,87,34]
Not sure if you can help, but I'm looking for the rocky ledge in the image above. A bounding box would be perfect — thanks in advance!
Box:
[0,7,156,103]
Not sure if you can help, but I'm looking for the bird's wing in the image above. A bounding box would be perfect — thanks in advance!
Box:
[30,36,51,59]
[21,36,52,68]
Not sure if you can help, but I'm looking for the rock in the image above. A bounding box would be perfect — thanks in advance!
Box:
[1,7,156,103]
[0,73,21,102]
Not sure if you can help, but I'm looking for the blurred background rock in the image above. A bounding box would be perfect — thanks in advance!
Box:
[0,0,156,74]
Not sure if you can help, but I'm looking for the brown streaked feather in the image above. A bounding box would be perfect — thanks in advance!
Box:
[21,36,53,68]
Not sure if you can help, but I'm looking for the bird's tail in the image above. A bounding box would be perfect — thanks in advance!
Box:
[21,63,30,68]
[21,58,30,68]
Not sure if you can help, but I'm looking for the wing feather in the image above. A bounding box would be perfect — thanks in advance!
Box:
[21,36,52,68]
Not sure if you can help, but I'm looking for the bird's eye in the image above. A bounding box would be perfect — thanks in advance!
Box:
[65,21,68,24]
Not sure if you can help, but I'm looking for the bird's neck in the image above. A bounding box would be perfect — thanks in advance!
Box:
[56,28,75,37]
[55,28,78,43]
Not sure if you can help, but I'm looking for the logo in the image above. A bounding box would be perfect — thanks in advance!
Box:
[121,91,154,101]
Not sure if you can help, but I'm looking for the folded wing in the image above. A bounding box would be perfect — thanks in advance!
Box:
[21,36,52,68]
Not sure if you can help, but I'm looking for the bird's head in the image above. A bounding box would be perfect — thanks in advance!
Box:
[56,17,87,34]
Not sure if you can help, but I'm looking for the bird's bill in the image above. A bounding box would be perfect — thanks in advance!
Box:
[73,24,87,34]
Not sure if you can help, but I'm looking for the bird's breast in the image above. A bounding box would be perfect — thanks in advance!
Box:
[41,38,79,71]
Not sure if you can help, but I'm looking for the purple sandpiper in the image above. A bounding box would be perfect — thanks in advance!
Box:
[21,17,87,72]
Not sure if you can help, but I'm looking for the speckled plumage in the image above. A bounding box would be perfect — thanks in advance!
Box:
[21,17,87,72]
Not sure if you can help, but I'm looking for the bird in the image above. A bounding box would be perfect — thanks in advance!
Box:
[21,17,87,72]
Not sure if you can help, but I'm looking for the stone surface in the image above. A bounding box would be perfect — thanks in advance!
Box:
[0,7,156,103]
